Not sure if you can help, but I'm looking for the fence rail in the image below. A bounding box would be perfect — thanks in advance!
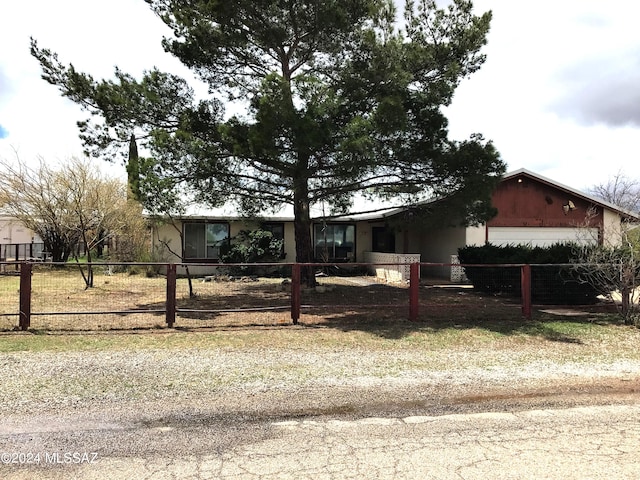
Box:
[0,261,616,332]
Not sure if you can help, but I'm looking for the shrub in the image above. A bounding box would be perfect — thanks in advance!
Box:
[458,243,601,305]
[219,229,284,276]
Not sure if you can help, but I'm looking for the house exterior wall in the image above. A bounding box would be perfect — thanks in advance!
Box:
[153,218,374,276]
[418,226,467,278]
[0,217,42,244]
[487,175,603,231]
[465,225,486,247]
[602,208,623,247]
[149,170,635,279]
[153,222,183,263]
[283,222,296,260]
[355,222,370,261]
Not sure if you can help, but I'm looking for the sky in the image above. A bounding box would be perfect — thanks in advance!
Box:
[1,0,639,193]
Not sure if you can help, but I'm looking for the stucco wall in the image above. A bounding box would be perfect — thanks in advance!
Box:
[419,226,468,278]
[602,208,623,247]
[0,217,42,244]
[465,225,486,247]
[153,222,182,263]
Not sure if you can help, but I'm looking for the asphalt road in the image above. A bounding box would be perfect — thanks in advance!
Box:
[2,400,639,479]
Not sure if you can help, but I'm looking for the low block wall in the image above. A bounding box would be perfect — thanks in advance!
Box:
[363,252,421,282]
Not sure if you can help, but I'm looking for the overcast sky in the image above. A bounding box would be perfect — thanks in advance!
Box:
[1,0,639,193]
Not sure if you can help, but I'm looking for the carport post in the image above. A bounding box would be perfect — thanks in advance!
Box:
[291,263,301,325]
[19,262,32,331]
[409,262,420,322]
[166,264,176,328]
[521,264,532,320]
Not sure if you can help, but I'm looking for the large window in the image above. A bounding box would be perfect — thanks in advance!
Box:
[314,224,355,261]
[183,222,229,260]
[262,222,285,258]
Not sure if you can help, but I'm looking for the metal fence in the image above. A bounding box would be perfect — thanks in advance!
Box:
[0,243,47,262]
[0,261,617,332]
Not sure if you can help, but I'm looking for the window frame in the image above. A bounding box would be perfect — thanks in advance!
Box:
[313,223,356,262]
[261,222,286,258]
[182,221,230,262]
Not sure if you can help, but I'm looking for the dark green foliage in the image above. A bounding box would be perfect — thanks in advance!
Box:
[126,134,141,201]
[219,229,285,276]
[458,243,602,305]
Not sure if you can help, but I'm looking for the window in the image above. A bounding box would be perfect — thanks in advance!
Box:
[314,224,355,261]
[262,222,285,258]
[372,227,396,253]
[262,223,284,242]
[183,222,229,260]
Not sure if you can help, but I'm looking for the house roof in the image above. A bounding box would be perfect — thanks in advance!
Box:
[149,195,411,223]
[504,168,640,221]
[146,167,640,223]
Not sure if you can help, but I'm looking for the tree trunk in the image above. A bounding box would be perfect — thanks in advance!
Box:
[622,285,631,325]
[293,178,316,287]
[185,264,194,298]
[41,231,70,263]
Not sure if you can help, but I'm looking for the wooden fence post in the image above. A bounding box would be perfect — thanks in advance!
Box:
[409,262,420,322]
[521,264,532,320]
[291,263,301,325]
[166,264,176,328]
[19,262,32,331]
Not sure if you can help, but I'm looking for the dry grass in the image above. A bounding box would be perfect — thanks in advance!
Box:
[0,264,623,338]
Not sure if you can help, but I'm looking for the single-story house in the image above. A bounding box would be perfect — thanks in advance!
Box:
[0,215,45,261]
[0,216,42,244]
[151,168,639,279]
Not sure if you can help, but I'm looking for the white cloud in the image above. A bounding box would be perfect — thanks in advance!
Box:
[444,0,640,190]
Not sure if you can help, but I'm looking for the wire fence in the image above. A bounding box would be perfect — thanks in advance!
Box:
[0,261,620,332]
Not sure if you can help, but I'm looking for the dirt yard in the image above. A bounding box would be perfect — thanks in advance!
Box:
[0,267,620,332]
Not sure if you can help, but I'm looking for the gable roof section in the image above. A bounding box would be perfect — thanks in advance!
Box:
[504,168,640,221]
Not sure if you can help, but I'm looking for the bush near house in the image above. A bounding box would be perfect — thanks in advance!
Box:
[458,244,602,305]
[219,229,285,276]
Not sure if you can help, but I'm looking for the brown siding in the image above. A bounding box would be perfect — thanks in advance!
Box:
[487,175,603,229]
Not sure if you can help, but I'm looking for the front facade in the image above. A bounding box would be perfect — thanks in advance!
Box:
[153,214,388,275]
[414,169,638,277]
[152,168,639,278]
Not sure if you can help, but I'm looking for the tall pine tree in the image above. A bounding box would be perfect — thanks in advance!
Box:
[31,0,505,283]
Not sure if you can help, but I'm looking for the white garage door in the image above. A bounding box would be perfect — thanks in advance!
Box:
[488,227,598,247]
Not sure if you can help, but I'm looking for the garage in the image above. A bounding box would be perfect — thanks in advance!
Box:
[487,227,599,247]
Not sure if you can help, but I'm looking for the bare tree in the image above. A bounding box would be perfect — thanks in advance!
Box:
[0,156,148,288]
[0,157,77,261]
[571,208,640,325]
[588,171,640,214]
